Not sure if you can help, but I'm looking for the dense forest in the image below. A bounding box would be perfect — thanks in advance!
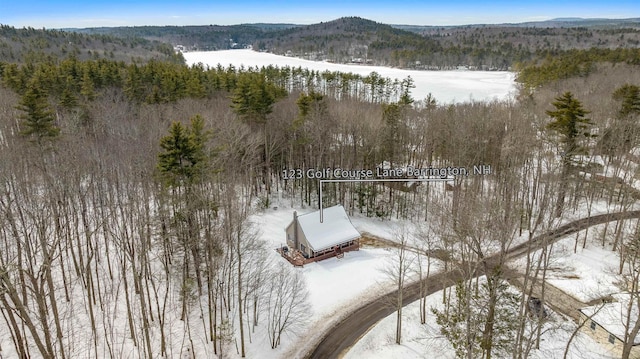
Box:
[0,21,640,359]
[0,25,184,64]
[72,16,640,70]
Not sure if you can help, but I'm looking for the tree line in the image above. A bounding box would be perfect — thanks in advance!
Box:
[516,47,640,88]
[0,24,183,64]
[0,57,418,106]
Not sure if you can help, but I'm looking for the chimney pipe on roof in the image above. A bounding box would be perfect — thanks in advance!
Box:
[293,211,299,250]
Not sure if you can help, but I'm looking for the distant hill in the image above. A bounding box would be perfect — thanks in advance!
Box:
[505,17,640,28]
[252,17,640,69]
[543,17,640,27]
[35,16,640,70]
[69,24,273,51]
[240,23,302,31]
[393,17,640,31]
[0,24,184,64]
[253,17,442,66]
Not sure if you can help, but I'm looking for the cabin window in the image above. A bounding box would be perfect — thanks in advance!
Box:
[608,334,615,344]
[300,243,306,253]
[590,321,596,330]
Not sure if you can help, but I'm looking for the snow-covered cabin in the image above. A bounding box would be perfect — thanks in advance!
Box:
[285,205,360,262]
[579,296,640,358]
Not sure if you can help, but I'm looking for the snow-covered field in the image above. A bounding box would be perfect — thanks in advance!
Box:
[183,49,517,104]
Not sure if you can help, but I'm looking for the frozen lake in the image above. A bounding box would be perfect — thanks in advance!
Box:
[183,49,517,104]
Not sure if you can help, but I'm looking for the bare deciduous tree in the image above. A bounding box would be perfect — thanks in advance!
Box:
[265,262,310,349]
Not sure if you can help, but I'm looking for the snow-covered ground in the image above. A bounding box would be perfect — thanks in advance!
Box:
[183,49,516,104]
[247,199,444,359]
[252,204,399,317]
[545,237,622,303]
[344,286,617,359]
[509,217,635,304]
[348,212,640,359]
[2,192,632,358]
[246,203,393,357]
[246,190,637,358]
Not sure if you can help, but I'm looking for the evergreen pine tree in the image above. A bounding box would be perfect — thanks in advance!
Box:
[545,91,595,217]
[600,84,640,156]
[186,114,210,178]
[157,115,209,187]
[124,64,144,102]
[399,76,415,105]
[231,73,284,125]
[432,281,520,359]
[59,75,78,109]
[613,84,640,119]
[231,73,285,194]
[381,103,402,165]
[17,80,60,142]
[546,92,594,157]
[80,69,96,101]
[185,73,206,98]
[158,121,197,186]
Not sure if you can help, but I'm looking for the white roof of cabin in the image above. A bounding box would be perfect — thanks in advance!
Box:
[580,294,640,345]
[295,205,360,252]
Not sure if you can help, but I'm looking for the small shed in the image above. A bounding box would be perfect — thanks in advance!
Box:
[284,205,360,263]
[579,296,640,358]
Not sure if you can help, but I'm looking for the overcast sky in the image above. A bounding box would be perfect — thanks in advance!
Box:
[2,0,639,28]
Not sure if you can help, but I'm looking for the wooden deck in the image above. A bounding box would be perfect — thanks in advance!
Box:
[278,247,306,266]
[278,242,359,267]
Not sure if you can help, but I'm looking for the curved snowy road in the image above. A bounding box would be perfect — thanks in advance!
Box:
[305,210,640,359]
